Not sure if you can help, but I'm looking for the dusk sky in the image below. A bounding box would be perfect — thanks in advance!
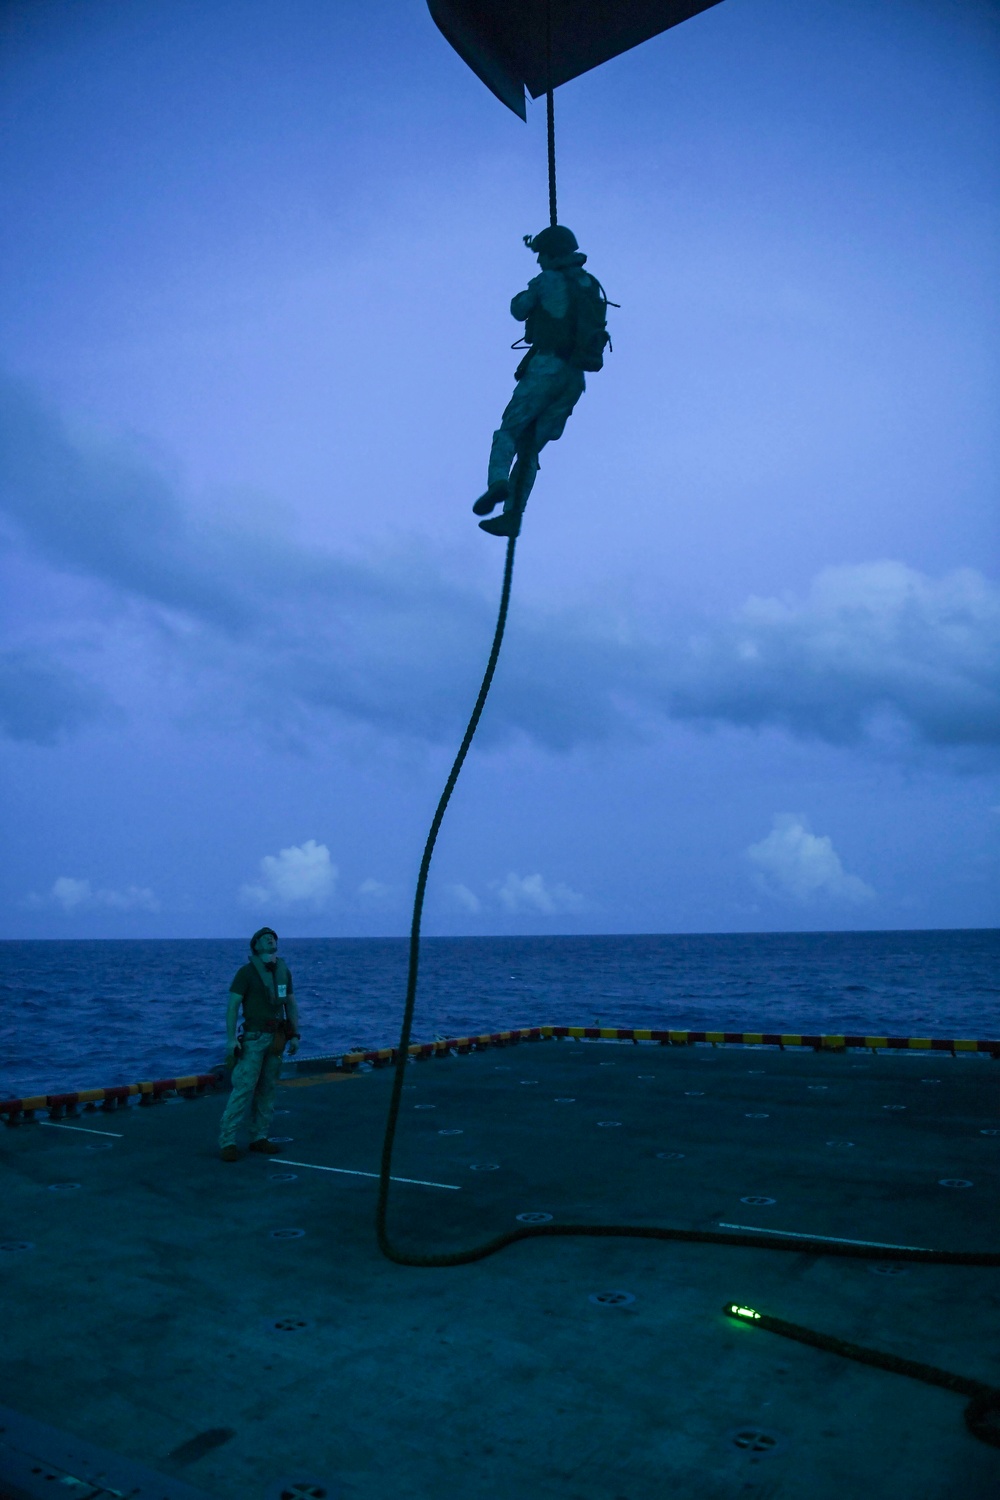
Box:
[1,0,997,939]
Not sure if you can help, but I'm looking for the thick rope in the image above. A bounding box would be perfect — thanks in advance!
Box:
[726,1305,1000,1448]
[545,0,557,226]
[547,90,557,227]
[373,531,1000,1270]
[375,532,518,1261]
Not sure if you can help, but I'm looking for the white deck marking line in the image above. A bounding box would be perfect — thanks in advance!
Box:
[718,1223,930,1251]
[39,1121,124,1138]
[273,1158,460,1190]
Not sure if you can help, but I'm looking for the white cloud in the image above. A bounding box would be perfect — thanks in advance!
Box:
[746,814,875,905]
[495,871,585,915]
[668,563,1000,751]
[240,839,337,910]
[358,877,391,901]
[447,882,481,913]
[31,876,161,912]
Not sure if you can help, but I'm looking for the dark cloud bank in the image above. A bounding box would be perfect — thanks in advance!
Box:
[1,376,997,756]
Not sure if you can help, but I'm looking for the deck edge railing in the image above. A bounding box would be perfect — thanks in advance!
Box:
[3,1025,997,1123]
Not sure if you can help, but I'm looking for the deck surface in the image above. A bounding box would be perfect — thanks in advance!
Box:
[2,1036,998,1500]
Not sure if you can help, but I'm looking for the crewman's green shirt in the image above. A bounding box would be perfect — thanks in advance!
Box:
[230,960,293,1032]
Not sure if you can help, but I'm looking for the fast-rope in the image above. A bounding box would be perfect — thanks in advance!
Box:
[371,81,1000,1448]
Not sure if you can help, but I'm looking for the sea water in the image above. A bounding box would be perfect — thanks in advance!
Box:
[2,929,998,1098]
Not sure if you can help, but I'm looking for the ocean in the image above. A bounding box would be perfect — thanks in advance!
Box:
[3,929,998,1100]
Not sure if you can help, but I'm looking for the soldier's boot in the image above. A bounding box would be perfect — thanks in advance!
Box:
[220,1145,240,1162]
[473,479,509,516]
[249,1138,283,1154]
[478,508,521,538]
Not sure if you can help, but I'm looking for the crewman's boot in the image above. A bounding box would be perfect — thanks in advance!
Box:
[473,479,509,516]
[220,1145,240,1162]
[249,1138,282,1154]
[478,507,521,538]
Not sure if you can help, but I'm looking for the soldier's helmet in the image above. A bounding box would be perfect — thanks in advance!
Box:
[250,927,278,953]
[524,225,579,259]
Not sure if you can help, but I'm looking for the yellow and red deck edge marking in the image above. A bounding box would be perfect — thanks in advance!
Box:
[3,1025,997,1122]
[0,1072,220,1124]
[335,1024,999,1070]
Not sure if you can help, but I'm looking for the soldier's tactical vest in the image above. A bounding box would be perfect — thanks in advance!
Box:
[240,959,291,1031]
[523,271,611,372]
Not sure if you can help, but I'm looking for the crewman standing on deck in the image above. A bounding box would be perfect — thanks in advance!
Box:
[218,927,300,1162]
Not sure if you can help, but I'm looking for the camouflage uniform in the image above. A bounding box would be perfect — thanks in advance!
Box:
[487,264,588,511]
[218,1033,284,1150]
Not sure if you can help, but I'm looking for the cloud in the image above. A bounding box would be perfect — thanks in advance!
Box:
[357,877,391,901]
[495,871,586,915]
[746,814,875,905]
[0,649,109,745]
[447,882,481,913]
[666,563,1000,751]
[25,876,161,912]
[2,379,998,759]
[240,839,337,910]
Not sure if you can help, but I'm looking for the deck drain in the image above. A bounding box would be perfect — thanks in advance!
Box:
[84,1141,114,1151]
[494,1066,511,1071]
[638,1074,656,1079]
[269,1228,306,1239]
[589,1290,635,1307]
[807,1086,828,1091]
[599,1061,616,1067]
[470,1163,500,1171]
[981,1129,1000,1136]
[597,1120,622,1127]
[745,1113,770,1119]
[739,1196,776,1206]
[270,1136,294,1143]
[656,1151,685,1159]
[264,1480,339,1500]
[747,1070,765,1075]
[728,1426,782,1455]
[882,1105,906,1112]
[269,1173,299,1184]
[47,1182,81,1192]
[825,1140,855,1148]
[938,1179,973,1188]
[516,1212,553,1223]
[554,1097,576,1103]
[0,1241,34,1253]
[684,1091,705,1097]
[267,1316,314,1334]
[920,1079,941,1085]
[438,1128,464,1136]
[413,1104,436,1110]
[165,1097,185,1105]
[273,1108,291,1115]
[519,1080,538,1085]
[869,1263,908,1276]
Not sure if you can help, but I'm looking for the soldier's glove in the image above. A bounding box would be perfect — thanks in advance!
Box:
[287,1037,299,1056]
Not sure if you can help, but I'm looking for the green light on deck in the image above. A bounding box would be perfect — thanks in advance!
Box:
[725,1303,761,1321]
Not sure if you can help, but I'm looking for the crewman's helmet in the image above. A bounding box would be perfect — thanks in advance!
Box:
[524,225,579,259]
[250,927,278,953]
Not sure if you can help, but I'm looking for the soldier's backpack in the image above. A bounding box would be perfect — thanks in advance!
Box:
[567,271,613,372]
